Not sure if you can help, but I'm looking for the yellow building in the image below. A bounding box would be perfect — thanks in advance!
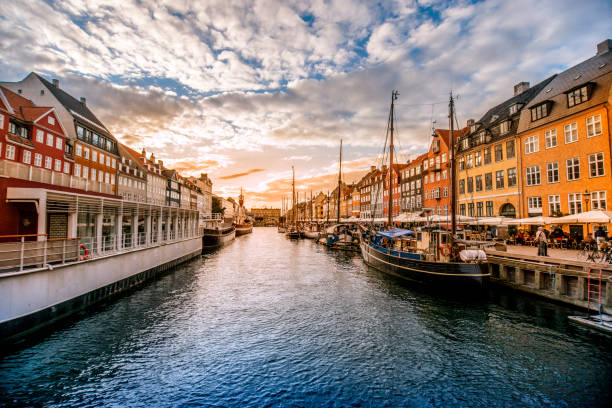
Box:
[517,39,612,239]
[455,77,554,218]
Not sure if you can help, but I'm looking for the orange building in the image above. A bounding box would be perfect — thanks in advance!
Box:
[518,39,612,237]
[423,128,467,216]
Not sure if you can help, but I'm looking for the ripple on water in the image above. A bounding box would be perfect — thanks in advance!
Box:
[0,228,611,408]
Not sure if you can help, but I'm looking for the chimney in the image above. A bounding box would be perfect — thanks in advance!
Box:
[370,165,376,171]
[158,160,163,167]
[141,147,146,157]
[52,79,59,88]
[467,119,475,127]
[80,97,86,105]
[513,82,530,96]
[597,39,612,55]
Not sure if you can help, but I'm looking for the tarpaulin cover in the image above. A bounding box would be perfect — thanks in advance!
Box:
[375,228,415,239]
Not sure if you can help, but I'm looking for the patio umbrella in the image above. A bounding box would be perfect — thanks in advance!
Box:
[506,216,556,225]
[466,217,511,226]
[554,210,612,224]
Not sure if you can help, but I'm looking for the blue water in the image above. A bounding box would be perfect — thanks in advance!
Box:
[1,228,611,407]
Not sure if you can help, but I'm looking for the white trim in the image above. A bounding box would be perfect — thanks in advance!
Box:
[69,110,111,135]
[32,107,55,124]
[0,88,15,114]
[458,191,520,202]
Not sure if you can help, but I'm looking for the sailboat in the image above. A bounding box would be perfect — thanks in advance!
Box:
[360,90,490,288]
[318,139,358,249]
[286,166,301,238]
[234,188,253,236]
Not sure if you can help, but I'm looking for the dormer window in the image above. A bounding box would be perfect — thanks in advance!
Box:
[530,102,551,122]
[566,84,592,107]
[489,114,499,124]
[509,103,522,115]
[499,121,510,135]
[470,124,476,133]
[477,131,485,144]
[461,138,469,150]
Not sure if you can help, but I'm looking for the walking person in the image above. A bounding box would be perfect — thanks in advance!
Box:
[535,226,548,256]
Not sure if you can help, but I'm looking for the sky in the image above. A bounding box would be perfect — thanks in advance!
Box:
[1,0,610,208]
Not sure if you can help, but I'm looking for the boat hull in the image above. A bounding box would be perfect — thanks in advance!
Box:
[235,224,253,236]
[360,242,489,289]
[303,231,319,239]
[202,227,236,249]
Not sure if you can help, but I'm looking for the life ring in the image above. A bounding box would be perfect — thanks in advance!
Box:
[79,244,89,261]
[441,244,451,256]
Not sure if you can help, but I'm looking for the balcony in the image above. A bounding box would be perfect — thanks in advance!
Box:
[0,159,114,195]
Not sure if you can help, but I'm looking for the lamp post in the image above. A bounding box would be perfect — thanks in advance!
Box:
[584,189,590,212]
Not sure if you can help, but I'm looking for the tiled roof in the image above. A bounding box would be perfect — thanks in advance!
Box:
[33,73,112,137]
[435,127,469,147]
[20,106,52,122]
[0,86,56,124]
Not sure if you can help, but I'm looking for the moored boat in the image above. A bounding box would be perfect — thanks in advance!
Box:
[235,222,253,236]
[202,224,236,250]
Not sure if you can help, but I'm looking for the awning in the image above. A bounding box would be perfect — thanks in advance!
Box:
[376,228,415,239]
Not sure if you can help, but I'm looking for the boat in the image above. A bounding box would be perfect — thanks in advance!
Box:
[202,223,236,249]
[303,223,321,239]
[318,223,359,250]
[234,188,253,236]
[360,90,490,289]
[285,166,303,239]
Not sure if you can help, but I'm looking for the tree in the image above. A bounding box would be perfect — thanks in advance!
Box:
[212,196,225,216]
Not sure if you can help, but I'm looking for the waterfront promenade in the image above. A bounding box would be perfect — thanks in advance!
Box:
[1,228,610,407]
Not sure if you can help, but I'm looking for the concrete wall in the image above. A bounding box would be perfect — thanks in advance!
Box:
[0,236,201,325]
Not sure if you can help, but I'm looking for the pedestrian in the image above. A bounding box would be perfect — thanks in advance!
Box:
[535,226,548,256]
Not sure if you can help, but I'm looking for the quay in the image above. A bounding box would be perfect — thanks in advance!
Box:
[486,245,612,314]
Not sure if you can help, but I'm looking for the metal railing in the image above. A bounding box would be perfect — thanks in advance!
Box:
[200,213,223,220]
[0,159,114,195]
[0,227,200,273]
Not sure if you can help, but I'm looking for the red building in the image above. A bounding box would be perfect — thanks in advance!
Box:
[383,164,408,219]
[422,128,468,216]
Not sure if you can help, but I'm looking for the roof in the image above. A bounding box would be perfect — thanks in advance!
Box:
[434,127,469,148]
[118,143,147,171]
[0,86,57,124]
[33,73,113,137]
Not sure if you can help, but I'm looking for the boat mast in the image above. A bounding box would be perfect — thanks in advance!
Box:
[449,91,457,244]
[388,90,398,227]
[310,190,313,222]
[292,166,296,228]
[337,139,342,223]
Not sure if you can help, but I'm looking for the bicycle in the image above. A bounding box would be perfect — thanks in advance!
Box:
[577,242,601,262]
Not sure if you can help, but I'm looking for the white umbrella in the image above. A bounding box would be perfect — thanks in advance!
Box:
[466,217,511,226]
[506,216,556,225]
[554,210,612,224]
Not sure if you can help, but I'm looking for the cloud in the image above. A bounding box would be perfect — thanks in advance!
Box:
[283,155,312,161]
[218,168,266,180]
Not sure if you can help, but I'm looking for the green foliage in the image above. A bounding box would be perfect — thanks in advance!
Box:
[212,196,225,215]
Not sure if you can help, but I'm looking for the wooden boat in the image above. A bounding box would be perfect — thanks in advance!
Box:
[285,166,303,239]
[318,223,358,250]
[360,91,489,289]
[202,224,236,250]
[234,188,253,236]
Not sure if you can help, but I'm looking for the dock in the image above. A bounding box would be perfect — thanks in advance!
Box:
[485,245,612,314]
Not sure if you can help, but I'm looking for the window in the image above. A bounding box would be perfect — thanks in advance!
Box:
[548,195,561,215]
[460,204,466,216]
[54,159,61,172]
[441,153,447,163]
[564,122,578,143]
[5,144,15,160]
[506,140,515,158]
[494,144,503,162]
[92,150,97,162]
[443,187,448,197]
[528,197,543,214]
[0,114,3,129]
[486,201,494,217]
[423,160,428,170]
[509,104,519,115]
[34,153,42,167]
[494,170,504,189]
[485,173,492,190]
[459,179,465,194]
[92,133,99,146]
[91,168,96,181]
[106,156,110,167]
[429,174,434,183]
[531,103,549,121]
[476,202,484,217]
[458,158,465,171]
[589,152,604,177]
[442,170,447,180]
[586,114,602,137]
[112,158,116,169]
[74,163,81,177]
[48,115,55,125]
[545,129,557,148]
[83,166,89,179]
[566,157,580,181]
[75,144,82,157]
[64,162,70,174]
[23,150,31,164]
[525,135,538,154]
[499,121,509,134]
[8,122,16,135]
[83,148,89,159]
[466,155,473,169]
[468,203,474,217]
[55,137,62,150]
[568,193,582,214]
[99,153,104,165]
[105,172,110,184]
[475,151,482,167]
[98,171,103,182]
[467,177,473,193]
[591,191,607,210]
[526,166,540,186]
[567,85,589,107]
[36,129,44,143]
[76,126,85,139]
[436,172,440,182]
[46,133,54,146]
[547,162,559,183]
[461,138,469,150]
[475,175,483,192]
[483,147,491,164]
[111,175,115,185]
[45,156,52,169]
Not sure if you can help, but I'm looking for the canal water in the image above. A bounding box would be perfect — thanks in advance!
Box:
[1,228,611,407]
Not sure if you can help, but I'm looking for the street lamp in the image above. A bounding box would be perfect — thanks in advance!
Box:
[584,189,590,212]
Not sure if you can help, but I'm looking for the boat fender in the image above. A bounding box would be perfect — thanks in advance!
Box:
[79,244,89,261]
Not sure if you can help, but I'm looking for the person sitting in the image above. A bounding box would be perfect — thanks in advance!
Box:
[516,231,525,245]
[595,226,607,245]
